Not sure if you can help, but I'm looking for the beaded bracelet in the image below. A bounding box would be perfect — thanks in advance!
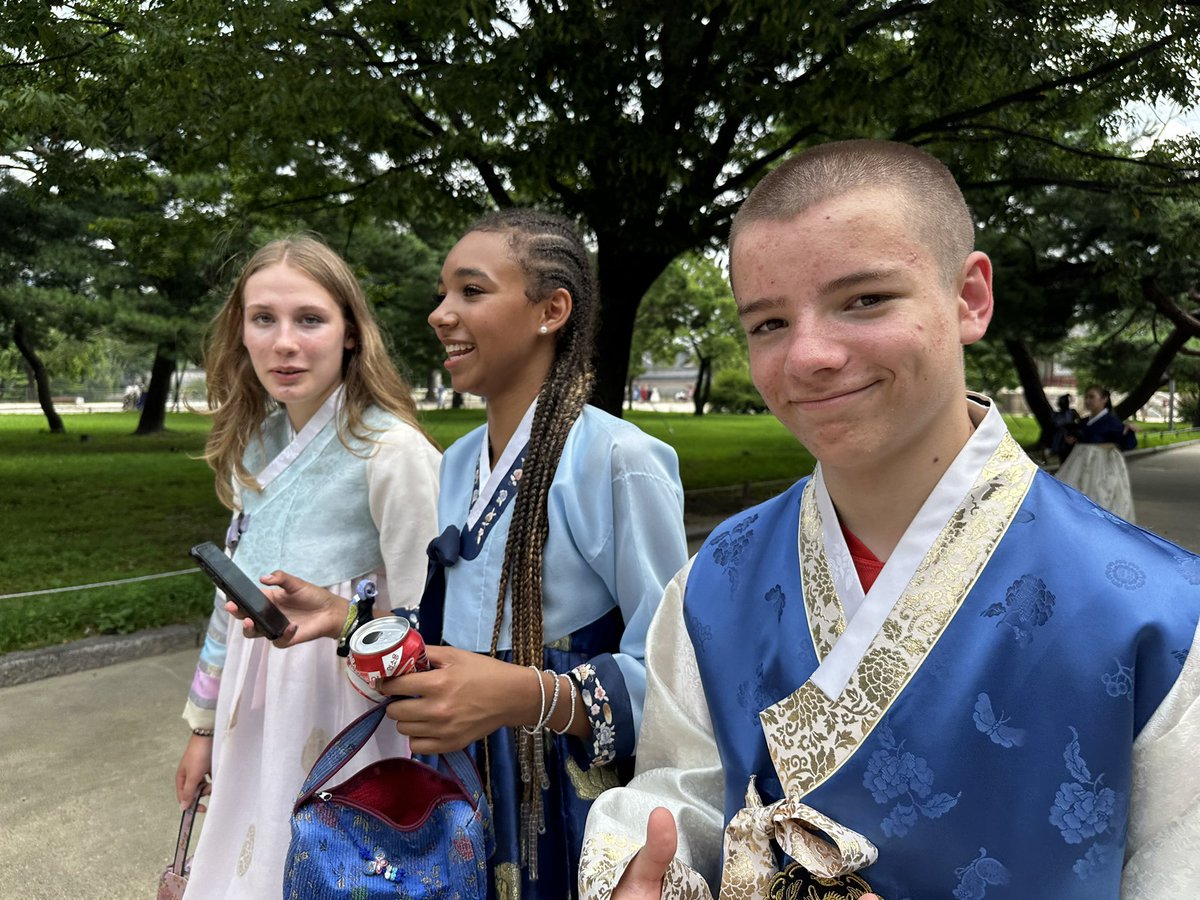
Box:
[192,728,215,737]
[551,673,578,736]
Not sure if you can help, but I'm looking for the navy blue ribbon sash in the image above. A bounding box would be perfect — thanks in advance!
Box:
[410,444,528,646]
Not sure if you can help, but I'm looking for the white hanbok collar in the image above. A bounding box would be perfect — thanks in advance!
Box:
[808,395,1005,698]
[467,398,537,530]
[255,385,344,490]
[1086,407,1111,426]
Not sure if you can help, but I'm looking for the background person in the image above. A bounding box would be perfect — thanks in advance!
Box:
[174,235,441,899]
[245,210,689,897]
[578,141,1200,900]
[1056,383,1138,522]
[1047,392,1082,463]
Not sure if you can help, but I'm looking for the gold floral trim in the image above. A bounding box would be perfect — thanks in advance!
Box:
[762,433,1036,798]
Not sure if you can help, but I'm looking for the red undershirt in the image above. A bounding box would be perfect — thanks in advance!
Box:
[840,523,885,593]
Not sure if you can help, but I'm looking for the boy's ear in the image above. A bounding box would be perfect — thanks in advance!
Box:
[958,251,993,346]
[540,287,573,334]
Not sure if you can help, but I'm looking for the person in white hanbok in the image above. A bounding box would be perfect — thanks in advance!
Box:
[1056,383,1138,522]
[174,236,441,899]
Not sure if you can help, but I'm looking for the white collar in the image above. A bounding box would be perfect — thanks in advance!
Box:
[255,385,344,490]
[467,398,538,530]
[809,395,1005,698]
[1087,408,1111,425]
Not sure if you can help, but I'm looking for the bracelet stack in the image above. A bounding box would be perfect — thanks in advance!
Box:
[523,667,579,736]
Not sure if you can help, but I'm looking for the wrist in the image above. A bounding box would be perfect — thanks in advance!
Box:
[191,728,214,739]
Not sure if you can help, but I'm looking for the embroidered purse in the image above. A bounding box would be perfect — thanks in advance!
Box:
[284,699,493,899]
[156,783,204,900]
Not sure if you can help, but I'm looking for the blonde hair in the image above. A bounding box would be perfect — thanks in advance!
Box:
[730,139,976,287]
[203,235,434,510]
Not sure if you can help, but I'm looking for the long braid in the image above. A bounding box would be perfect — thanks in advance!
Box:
[472,210,598,874]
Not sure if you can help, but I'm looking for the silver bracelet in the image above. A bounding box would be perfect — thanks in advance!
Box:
[192,727,215,737]
[551,674,578,735]
[522,665,547,734]
[539,670,562,733]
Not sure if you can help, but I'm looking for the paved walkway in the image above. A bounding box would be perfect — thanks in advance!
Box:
[0,444,1197,899]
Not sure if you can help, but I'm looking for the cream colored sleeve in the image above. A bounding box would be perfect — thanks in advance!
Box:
[580,557,725,899]
[1122,615,1200,896]
[366,424,442,610]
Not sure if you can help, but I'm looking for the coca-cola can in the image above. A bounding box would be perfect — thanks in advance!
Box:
[346,616,429,701]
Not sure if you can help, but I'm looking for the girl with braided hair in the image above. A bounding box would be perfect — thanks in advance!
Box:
[399,208,688,895]
[253,210,688,896]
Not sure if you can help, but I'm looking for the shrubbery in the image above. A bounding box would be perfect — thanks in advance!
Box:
[708,369,767,414]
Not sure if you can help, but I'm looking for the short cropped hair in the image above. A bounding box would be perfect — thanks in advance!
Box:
[730,140,976,286]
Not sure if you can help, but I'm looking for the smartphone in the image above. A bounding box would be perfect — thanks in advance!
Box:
[189,541,291,640]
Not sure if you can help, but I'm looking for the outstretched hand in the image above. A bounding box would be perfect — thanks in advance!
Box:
[378,647,540,754]
[612,807,678,900]
[224,570,348,647]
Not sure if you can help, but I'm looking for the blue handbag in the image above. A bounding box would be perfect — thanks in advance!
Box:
[284,699,493,899]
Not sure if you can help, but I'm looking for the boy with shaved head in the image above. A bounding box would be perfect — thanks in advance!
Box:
[578,140,1200,899]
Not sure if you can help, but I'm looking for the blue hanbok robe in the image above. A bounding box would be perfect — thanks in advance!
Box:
[581,398,1200,899]
[428,404,687,898]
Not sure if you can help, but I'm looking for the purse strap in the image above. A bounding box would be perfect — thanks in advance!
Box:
[170,782,206,874]
[294,699,484,810]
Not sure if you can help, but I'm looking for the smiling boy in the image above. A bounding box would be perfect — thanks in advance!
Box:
[578,140,1200,899]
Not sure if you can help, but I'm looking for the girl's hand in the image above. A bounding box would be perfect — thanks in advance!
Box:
[224,570,349,647]
[378,647,544,754]
[175,733,213,812]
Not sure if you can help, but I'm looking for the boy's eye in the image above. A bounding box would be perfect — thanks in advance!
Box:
[850,294,890,310]
[749,318,786,335]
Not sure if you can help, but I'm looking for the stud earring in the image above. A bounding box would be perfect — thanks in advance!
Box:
[539,325,549,335]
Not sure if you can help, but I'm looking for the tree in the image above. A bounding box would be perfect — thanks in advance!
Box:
[0,175,110,432]
[634,253,742,414]
[5,2,1200,415]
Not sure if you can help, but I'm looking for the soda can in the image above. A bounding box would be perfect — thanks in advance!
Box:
[346,616,430,701]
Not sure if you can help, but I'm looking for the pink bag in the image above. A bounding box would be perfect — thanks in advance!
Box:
[157,785,204,899]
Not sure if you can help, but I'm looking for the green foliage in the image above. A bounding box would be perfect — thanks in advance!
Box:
[707,367,768,414]
[5,0,1198,415]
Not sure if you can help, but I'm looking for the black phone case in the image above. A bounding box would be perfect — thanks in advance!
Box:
[189,542,291,640]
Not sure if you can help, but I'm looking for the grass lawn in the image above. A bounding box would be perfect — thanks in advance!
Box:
[1,408,1194,654]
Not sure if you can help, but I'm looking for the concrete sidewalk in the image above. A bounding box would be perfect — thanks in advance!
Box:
[1,443,1197,899]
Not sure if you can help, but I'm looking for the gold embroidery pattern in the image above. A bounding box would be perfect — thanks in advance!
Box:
[579,832,713,900]
[766,864,877,900]
[566,754,621,800]
[719,776,877,900]
[763,434,1035,798]
[799,486,846,663]
[494,861,521,900]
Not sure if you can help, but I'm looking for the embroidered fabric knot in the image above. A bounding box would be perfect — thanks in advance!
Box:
[224,512,250,551]
[427,525,462,568]
[719,775,878,899]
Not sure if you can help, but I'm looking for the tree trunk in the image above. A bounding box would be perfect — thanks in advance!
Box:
[135,344,177,435]
[593,241,673,416]
[1113,323,1192,421]
[12,321,65,434]
[1004,338,1053,444]
[692,357,711,416]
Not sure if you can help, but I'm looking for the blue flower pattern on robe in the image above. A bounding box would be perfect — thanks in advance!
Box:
[1049,727,1124,881]
[736,661,769,724]
[1104,559,1145,590]
[710,513,758,591]
[980,574,1055,647]
[764,583,785,621]
[1101,658,1134,701]
[1175,553,1200,585]
[685,610,712,652]
[952,848,1010,900]
[862,723,960,838]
